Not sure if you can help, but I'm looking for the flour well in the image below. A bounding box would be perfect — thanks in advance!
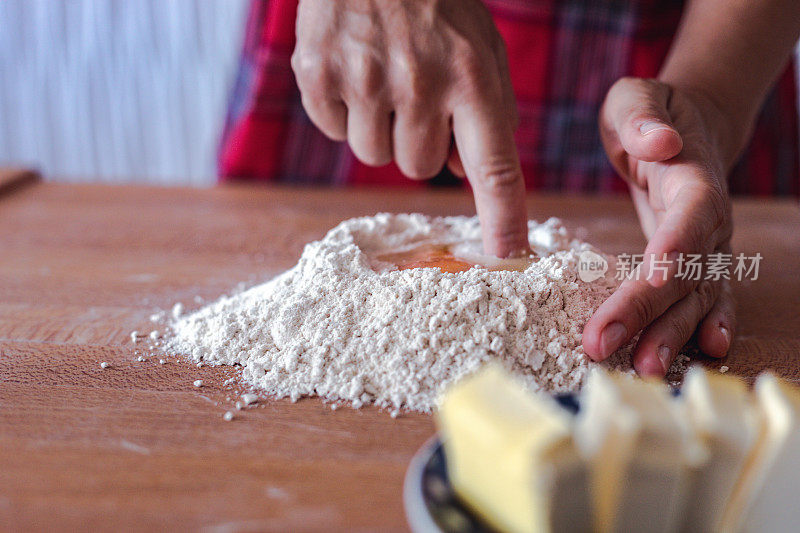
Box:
[169,214,651,413]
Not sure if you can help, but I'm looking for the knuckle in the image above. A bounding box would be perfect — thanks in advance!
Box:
[291,49,325,85]
[628,292,656,326]
[667,313,693,343]
[476,159,522,194]
[393,53,430,98]
[395,81,429,112]
[348,53,383,98]
[694,280,718,312]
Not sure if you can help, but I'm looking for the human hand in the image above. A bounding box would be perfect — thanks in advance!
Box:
[291,0,529,257]
[583,78,736,377]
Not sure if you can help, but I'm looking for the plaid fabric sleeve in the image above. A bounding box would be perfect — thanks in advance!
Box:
[218,0,299,181]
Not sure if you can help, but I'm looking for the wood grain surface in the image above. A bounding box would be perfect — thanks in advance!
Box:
[1,182,798,532]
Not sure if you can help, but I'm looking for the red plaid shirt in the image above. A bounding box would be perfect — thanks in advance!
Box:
[220,0,799,195]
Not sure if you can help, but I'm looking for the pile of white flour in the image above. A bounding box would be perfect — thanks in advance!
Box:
[169,214,642,414]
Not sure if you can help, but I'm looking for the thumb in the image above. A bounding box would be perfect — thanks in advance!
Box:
[452,103,530,258]
[600,78,683,164]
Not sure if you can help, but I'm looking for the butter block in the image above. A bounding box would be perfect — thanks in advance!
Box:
[680,367,759,533]
[728,374,800,532]
[436,365,590,533]
[575,369,707,533]
[574,369,639,533]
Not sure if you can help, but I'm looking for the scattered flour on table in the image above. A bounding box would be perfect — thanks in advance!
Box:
[167,213,684,414]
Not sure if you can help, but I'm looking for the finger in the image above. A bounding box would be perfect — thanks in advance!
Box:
[492,36,518,130]
[697,280,736,358]
[300,94,348,141]
[447,140,466,178]
[346,106,393,167]
[393,111,450,179]
[643,169,731,287]
[582,267,692,362]
[600,78,683,167]
[452,102,529,258]
[292,50,348,141]
[631,280,721,377]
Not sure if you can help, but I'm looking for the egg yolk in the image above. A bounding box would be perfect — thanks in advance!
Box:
[377,244,475,273]
[376,243,533,273]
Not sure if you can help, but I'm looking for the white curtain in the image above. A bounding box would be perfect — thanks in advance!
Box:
[0,0,248,185]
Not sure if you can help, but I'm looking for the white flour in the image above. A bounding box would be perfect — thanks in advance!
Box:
[168,214,653,414]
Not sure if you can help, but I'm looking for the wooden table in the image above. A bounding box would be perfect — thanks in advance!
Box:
[1,176,799,532]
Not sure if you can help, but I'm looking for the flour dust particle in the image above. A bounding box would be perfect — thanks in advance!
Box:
[168,213,645,413]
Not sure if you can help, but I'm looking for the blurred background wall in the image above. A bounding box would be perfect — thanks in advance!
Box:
[0,0,248,185]
[0,1,797,186]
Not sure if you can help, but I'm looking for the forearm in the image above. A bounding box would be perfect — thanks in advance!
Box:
[659,0,800,168]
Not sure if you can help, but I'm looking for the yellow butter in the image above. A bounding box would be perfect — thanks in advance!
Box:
[727,374,800,532]
[436,365,588,533]
[576,369,706,533]
[574,369,640,533]
[681,367,759,533]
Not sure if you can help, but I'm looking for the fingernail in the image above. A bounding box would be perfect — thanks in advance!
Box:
[601,322,627,357]
[719,325,731,350]
[640,121,675,136]
[657,345,672,374]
